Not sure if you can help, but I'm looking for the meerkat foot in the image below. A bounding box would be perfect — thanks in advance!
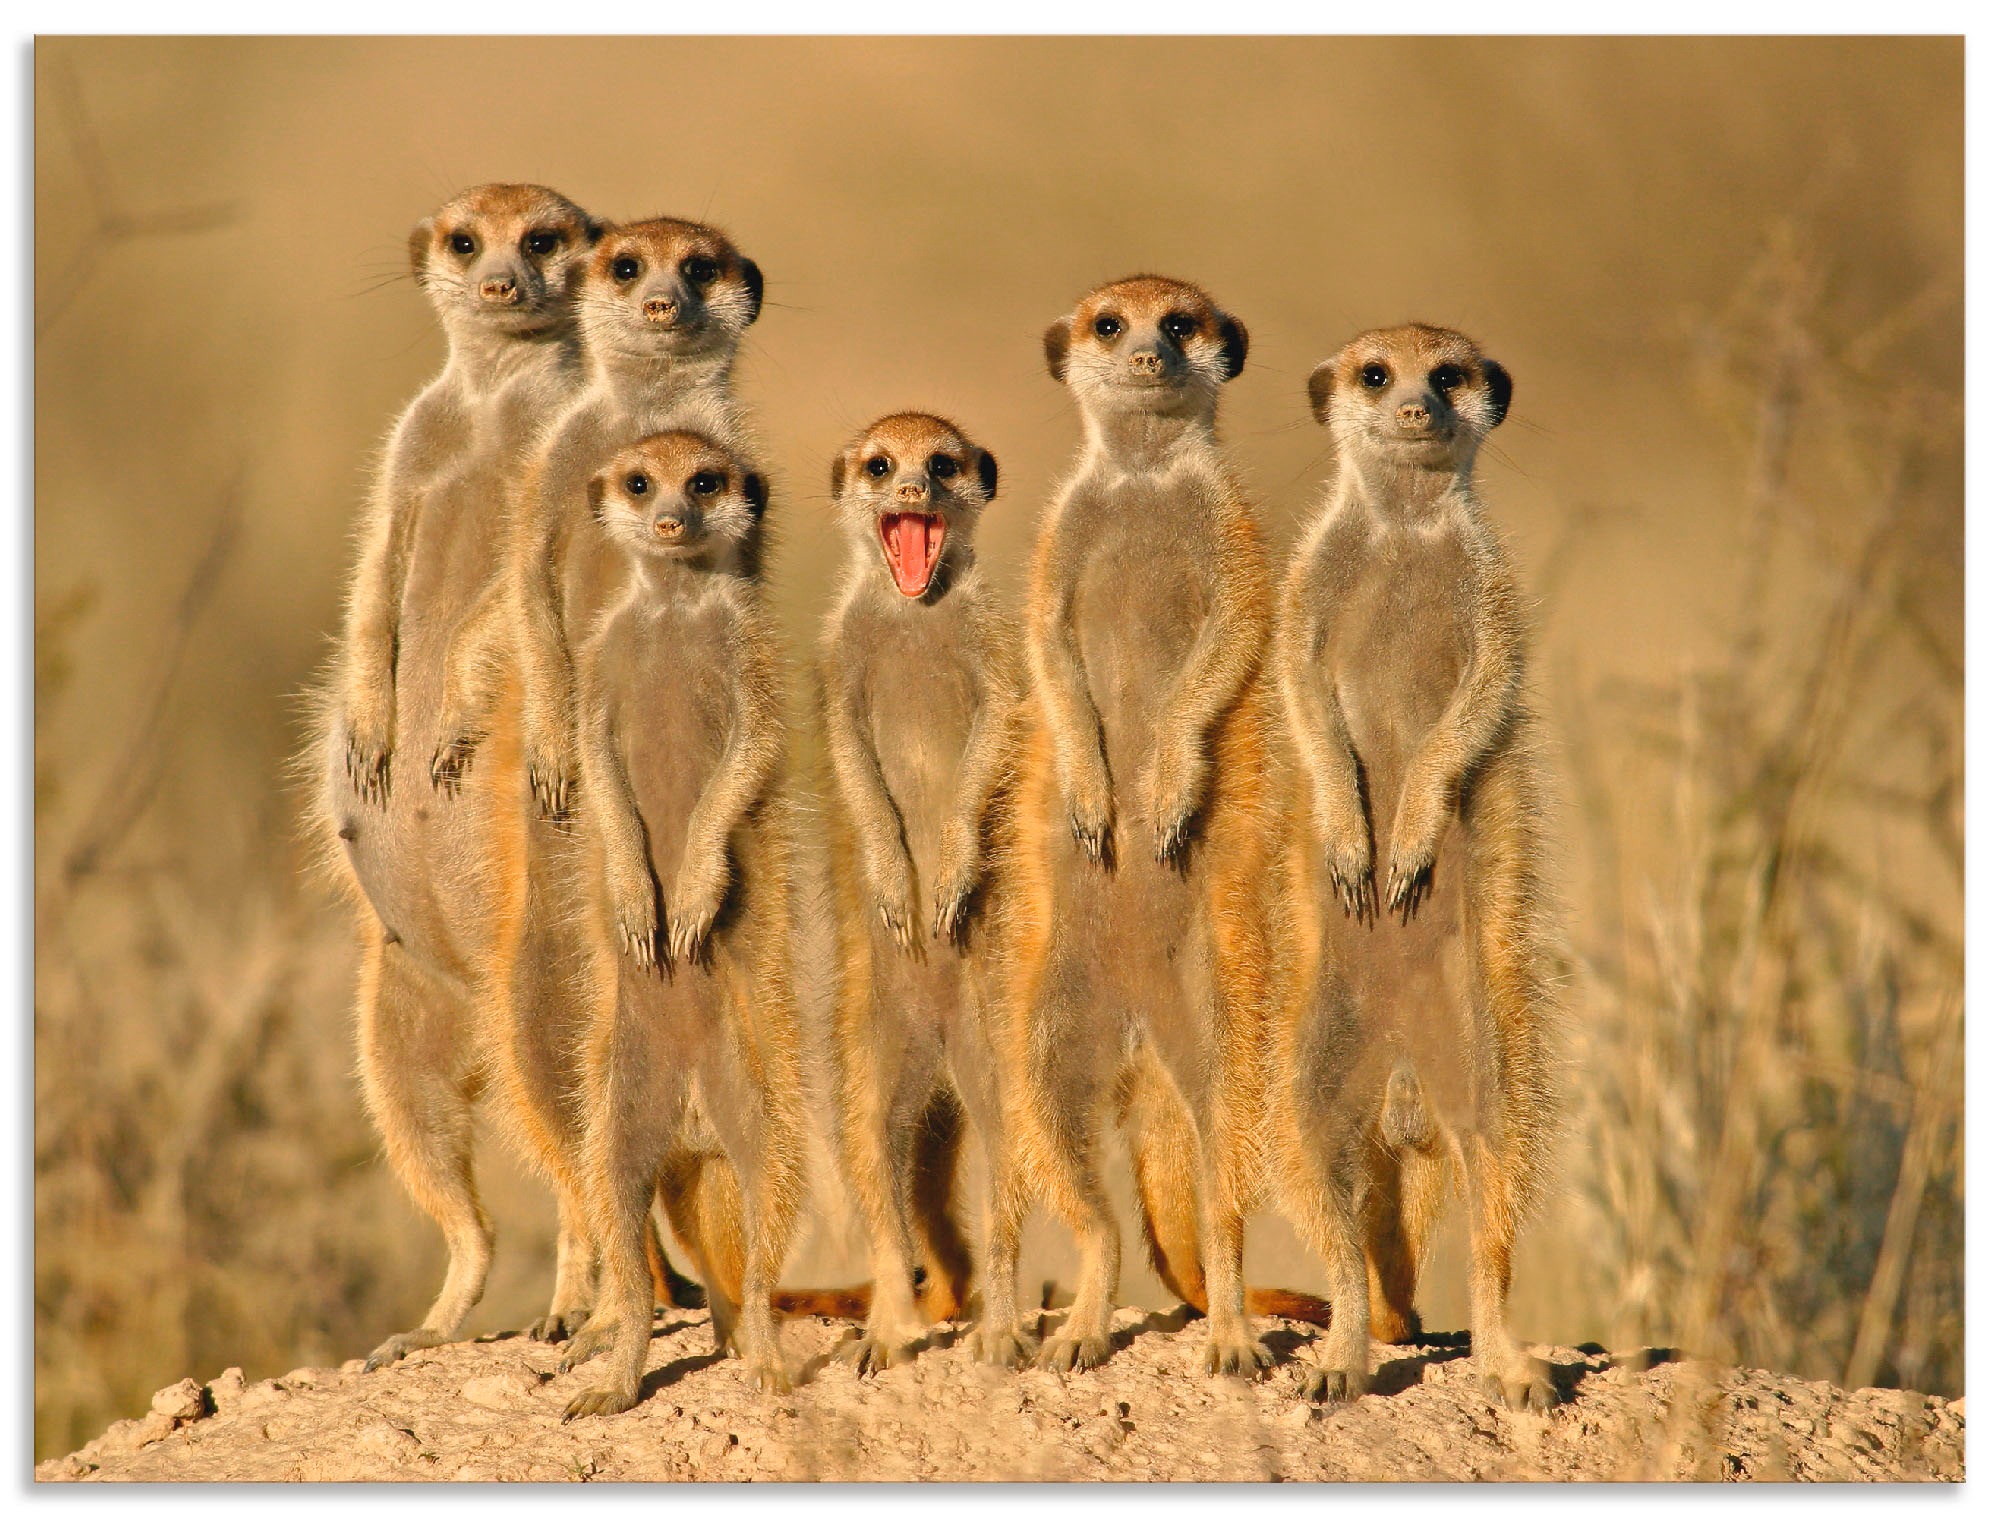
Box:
[557,1319,619,1373]
[745,1352,794,1395]
[1299,1362,1368,1404]
[1479,1352,1557,1413]
[561,1379,640,1422]
[1037,1325,1111,1375]
[528,1310,587,1344]
[362,1328,448,1371]
[835,1328,917,1377]
[965,1322,1034,1369]
[527,760,573,825]
[1202,1327,1275,1380]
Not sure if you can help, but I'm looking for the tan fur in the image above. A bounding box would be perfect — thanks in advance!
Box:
[555,432,808,1418]
[302,184,607,1369]
[814,413,1034,1373]
[990,276,1282,1377]
[425,219,766,1346]
[1268,323,1562,1409]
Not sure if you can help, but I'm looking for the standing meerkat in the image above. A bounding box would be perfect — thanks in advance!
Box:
[426,218,767,1345]
[310,183,601,1370]
[817,413,1033,1374]
[993,276,1282,1378]
[557,431,806,1417]
[1269,323,1561,1410]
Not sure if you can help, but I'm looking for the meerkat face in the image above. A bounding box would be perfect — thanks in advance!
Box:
[1308,324,1512,472]
[578,218,764,362]
[588,430,767,568]
[829,412,998,601]
[1043,275,1248,414]
[408,183,598,335]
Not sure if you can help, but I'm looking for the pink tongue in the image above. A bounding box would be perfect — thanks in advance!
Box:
[895,514,930,595]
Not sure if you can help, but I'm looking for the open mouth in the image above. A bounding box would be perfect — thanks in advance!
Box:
[878,513,946,598]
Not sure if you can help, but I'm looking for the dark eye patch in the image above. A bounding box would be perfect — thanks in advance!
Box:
[865,455,891,478]
[448,232,476,256]
[1162,313,1197,341]
[524,230,559,257]
[1361,362,1391,389]
[1093,313,1124,340]
[680,256,720,285]
[1430,364,1466,392]
[624,472,650,496]
[610,256,640,283]
[689,471,723,495]
[928,453,958,480]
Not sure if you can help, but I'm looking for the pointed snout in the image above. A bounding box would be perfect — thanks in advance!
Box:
[892,474,932,507]
[642,292,681,327]
[1128,348,1166,377]
[652,506,697,541]
[476,265,524,305]
[1395,395,1437,432]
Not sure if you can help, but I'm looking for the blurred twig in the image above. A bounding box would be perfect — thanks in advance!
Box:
[36,58,238,340]
[48,476,244,902]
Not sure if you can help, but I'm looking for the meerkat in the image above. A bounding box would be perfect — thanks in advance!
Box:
[989,275,1284,1378]
[418,217,768,1347]
[552,431,806,1417]
[1268,323,1561,1411]
[308,183,612,1370]
[814,412,1038,1373]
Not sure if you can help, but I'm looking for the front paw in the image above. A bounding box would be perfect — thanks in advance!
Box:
[612,870,663,971]
[1201,1322,1275,1379]
[523,731,575,824]
[1323,830,1377,923]
[344,722,393,807]
[665,857,728,965]
[429,725,482,796]
[1140,738,1206,863]
[1063,765,1114,864]
[835,1327,918,1377]
[931,849,979,944]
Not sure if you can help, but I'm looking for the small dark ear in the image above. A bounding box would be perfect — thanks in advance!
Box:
[976,450,999,501]
[828,453,846,500]
[1219,315,1249,381]
[582,217,606,245]
[1480,359,1512,427]
[738,258,764,323]
[1042,319,1071,383]
[586,474,608,520]
[743,472,768,520]
[407,217,434,280]
[1307,360,1339,427]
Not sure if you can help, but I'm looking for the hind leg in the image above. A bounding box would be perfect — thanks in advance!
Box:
[943,1013,1033,1368]
[1465,1134,1555,1412]
[1032,1073,1121,1373]
[561,1017,688,1418]
[357,941,493,1370]
[692,1006,802,1394]
[657,1151,744,1350]
[528,1182,595,1343]
[1124,1058,1210,1314]
[647,1211,708,1310]
[1268,1089,1371,1402]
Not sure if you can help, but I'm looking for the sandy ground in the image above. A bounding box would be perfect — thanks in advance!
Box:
[39,1305,1964,1483]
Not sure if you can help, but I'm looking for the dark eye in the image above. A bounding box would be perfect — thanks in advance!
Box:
[524,230,559,257]
[927,453,959,480]
[1361,363,1391,389]
[689,471,723,495]
[1162,313,1197,341]
[610,256,640,283]
[624,473,650,496]
[1093,313,1123,340]
[680,256,720,285]
[1430,364,1465,392]
[865,455,891,478]
[448,232,476,256]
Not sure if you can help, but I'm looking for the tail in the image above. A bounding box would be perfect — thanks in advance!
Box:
[773,1285,872,1321]
[1246,1286,1331,1327]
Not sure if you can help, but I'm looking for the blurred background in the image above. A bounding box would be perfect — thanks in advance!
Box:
[32,36,1962,1461]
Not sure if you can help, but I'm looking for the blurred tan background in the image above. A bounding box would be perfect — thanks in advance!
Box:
[33,36,1962,1460]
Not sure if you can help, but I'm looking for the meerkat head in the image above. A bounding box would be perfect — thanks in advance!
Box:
[407,183,598,337]
[587,430,768,572]
[1043,275,1248,418]
[1308,324,1512,475]
[829,412,998,602]
[577,217,764,365]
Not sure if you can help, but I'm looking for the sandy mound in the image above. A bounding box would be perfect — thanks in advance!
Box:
[39,1307,1963,1483]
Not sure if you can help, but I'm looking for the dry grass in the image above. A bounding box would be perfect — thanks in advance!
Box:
[1557,224,1963,1401]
